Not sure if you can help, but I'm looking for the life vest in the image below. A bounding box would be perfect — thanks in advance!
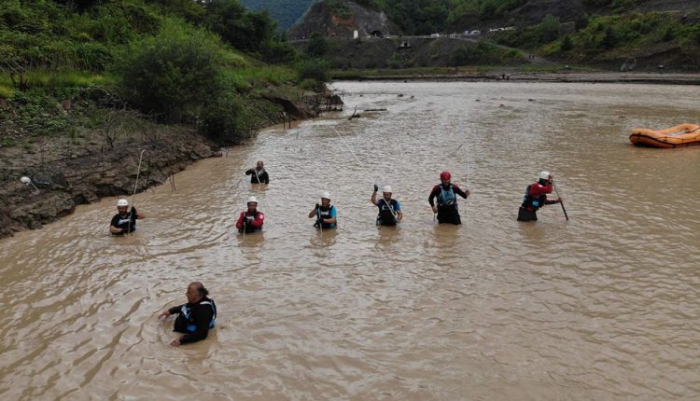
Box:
[376,199,398,225]
[180,299,217,333]
[242,211,262,233]
[437,184,456,207]
[521,182,552,211]
[316,205,336,229]
[116,212,136,233]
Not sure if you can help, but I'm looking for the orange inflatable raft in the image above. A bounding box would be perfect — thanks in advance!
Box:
[629,124,700,148]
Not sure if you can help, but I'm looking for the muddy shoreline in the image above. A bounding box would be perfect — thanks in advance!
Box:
[0,94,320,239]
[335,71,700,85]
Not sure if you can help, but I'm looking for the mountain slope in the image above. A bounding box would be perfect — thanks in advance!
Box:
[239,0,316,31]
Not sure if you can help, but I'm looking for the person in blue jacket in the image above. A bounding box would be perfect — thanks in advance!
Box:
[159,282,217,347]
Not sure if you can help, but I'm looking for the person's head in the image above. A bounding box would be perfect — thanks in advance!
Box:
[247,196,258,212]
[440,171,451,185]
[117,199,129,215]
[538,171,552,184]
[321,192,331,207]
[256,160,264,170]
[186,281,208,303]
[382,185,392,201]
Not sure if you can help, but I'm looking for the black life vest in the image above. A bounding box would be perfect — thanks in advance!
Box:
[376,199,398,225]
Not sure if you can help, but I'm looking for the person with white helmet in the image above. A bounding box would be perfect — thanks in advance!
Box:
[245,160,269,184]
[428,171,470,225]
[236,196,265,233]
[517,171,562,222]
[308,192,337,229]
[109,198,145,235]
[371,184,403,226]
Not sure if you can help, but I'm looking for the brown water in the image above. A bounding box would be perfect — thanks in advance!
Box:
[1,82,699,400]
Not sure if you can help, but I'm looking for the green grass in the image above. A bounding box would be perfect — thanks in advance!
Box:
[0,85,14,99]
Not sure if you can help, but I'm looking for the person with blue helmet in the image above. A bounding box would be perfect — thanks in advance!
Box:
[159,282,217,347]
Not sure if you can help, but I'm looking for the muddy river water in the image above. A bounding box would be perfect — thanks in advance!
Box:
[0,81,699,400]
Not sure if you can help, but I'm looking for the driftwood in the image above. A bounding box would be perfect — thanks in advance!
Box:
[348,106,361,120]
[363,108,387,112]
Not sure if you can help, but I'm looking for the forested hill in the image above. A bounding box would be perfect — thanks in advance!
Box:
[239,0,316,31]
[285,0,700,36]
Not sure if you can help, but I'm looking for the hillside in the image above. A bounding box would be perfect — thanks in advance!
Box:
[239,0,316,31]
[291,0,700,71]
[0,0,326,237]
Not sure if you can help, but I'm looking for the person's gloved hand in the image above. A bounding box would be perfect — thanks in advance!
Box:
[373,184,378,192]
[316,218,323,226]
[315,203,320,210]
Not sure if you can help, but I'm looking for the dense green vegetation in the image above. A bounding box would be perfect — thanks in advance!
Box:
[0,0,329,147]
[493,10,700,68]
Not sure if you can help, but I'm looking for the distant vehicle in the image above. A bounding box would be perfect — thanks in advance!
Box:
[469,30,481,35]
[430,33,441,38]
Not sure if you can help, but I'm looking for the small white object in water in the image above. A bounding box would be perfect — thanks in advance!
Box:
[20,176,31,185]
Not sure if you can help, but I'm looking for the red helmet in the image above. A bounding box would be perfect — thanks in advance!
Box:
[440,171,451,181]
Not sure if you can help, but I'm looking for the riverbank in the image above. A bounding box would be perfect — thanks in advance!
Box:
[0,91,323,239]
[332,69,700,85]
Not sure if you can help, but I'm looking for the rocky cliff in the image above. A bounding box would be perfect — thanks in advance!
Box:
[288,1,401,40]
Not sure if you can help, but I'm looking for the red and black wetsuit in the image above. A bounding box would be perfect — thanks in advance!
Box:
[236,210,265,233]
[517,180,557,221]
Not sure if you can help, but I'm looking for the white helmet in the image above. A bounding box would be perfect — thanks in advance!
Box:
[117,199,129,207]
[321,192,331,200]
[382,185,392,193]
[247,196,258,204]
[539,171,551,181]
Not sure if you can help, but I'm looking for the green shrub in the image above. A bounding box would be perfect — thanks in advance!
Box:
[111,19,226,123]
[201,91,252,145]
[296,59,328,83]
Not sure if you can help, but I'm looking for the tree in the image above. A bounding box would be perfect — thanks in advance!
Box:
[560,35,573,51]
[306,32,327,57]
[539,14,560,43]
[601,26,618,49]
[111,20,225,123]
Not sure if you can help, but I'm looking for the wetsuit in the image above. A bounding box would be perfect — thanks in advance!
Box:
[314,205,337,229]
[517,180,557,222]
[110,207,139,234]
[245,168,269,184]
[428,183,468,225]
[376,198,401,226]
[168,297,217,345]
[236,210,265,233]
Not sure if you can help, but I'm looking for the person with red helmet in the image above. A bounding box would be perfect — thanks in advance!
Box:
[517,171,562,222]
[428,171,470,225]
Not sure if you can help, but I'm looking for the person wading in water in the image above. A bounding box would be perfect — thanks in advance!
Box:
[428,171,470,225]
[371,185,403,226]
[517,171,562,222]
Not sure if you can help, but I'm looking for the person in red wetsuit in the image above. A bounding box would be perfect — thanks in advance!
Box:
[517,171,562,222]
[428,171,470,224]
[236,196,265,233]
